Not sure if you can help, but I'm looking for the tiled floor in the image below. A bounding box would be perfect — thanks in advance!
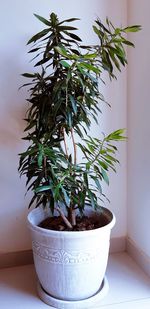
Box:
[0,253,150,308]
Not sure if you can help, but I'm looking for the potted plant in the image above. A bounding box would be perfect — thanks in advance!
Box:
[19,12,140,308]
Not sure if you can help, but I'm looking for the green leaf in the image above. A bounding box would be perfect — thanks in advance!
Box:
[115,28,121,35]
[63,31,82,41]
[34,13,51,26]
[55,46,69,57]
[121,39,135,47]
[24,121,36,131]
[38,144,43,167]
[27,29,50,45]
[106,129,126,141]
[66,111,72,128]
[19,83,33,89]
[69,95,77,115]
[80,62,100,74]
[35,185,52,193]
[87,189,96,209]
[61,187,70,207]
[86,162,91,170]
[98,160,108,170]
[77,143,88,158]
[74,125,84,138]
[54,184,61,199]
[92,177,102,194]
[28,47,41,53]
[123,25,142,33]
[87,142,96,153]
[58,18,80,25]
[28,195,37,209]
[104,154,118,163]
[93,25,101,36]
[60,60,70,68]
[101,168,109,185]
[109,50,121,71]
[50,12,58,24]
[22,73,35,78]
[95,19,111,34]
[102,50,113,73]
[83,53,97,59]
[58,25,78,31]
[34,56,52,66]
[83,172,89,187]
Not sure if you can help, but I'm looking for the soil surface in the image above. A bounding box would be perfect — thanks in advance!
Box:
[39,215,108,231]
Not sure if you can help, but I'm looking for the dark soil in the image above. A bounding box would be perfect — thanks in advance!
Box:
[39,215,109,231]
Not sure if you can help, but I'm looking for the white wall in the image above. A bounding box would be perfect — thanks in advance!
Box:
[127,0,150,257]
[0,0,127,253]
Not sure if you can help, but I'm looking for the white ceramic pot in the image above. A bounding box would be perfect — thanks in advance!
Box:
[27,206,115,302]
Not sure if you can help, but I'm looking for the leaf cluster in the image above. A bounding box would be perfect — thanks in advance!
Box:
[19,12,141,226]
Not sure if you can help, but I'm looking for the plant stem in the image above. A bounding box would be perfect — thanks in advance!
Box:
[55,206,73,229]
[71,208,76,226]
[63,128,69,159]
[44,156,47,179]
[68,207,76,226]
[66,86,68,107]
[71,128,77,165]
[70,129,77,224]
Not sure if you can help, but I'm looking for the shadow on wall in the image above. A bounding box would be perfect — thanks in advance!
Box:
[0,54,27,149]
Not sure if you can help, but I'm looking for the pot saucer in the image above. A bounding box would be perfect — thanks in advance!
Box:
[37,276,109,309]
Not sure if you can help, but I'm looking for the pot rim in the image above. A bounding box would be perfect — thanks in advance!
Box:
[27,206,116,237]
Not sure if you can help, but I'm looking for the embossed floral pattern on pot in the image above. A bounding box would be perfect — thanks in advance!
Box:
[32,240,102,264]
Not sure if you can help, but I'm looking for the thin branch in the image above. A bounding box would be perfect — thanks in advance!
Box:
[71,208,76,226]
[55,206,73,229]
[63,128,69,159]
[71,128,77,164]
[65,82,68,107]
[44,156,47,178]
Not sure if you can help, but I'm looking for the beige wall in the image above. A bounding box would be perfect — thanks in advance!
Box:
[127,0,150,257]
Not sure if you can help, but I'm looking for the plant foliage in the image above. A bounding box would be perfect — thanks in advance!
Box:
[19,12,141,228]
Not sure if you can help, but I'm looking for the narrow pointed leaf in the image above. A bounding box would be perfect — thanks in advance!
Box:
[22,73,35,78]
[63,31,82,41]
[27,29,50,45]
[58,25,78,31]
[60,60,70,68]
[58,18,80,25]
[34,14,51,26]
[123,25,142,33]
[69,95,77,114]
[35,185,52,193]
[61,187,70,207]
[101,168,109,185]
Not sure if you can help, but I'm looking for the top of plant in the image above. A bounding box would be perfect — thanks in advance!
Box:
[19,12,141,229]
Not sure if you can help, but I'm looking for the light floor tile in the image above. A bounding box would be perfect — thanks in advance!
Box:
[99,252,150,306]
[0,252,150,308]
[0,264,50,308]
[96,298,150,309]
